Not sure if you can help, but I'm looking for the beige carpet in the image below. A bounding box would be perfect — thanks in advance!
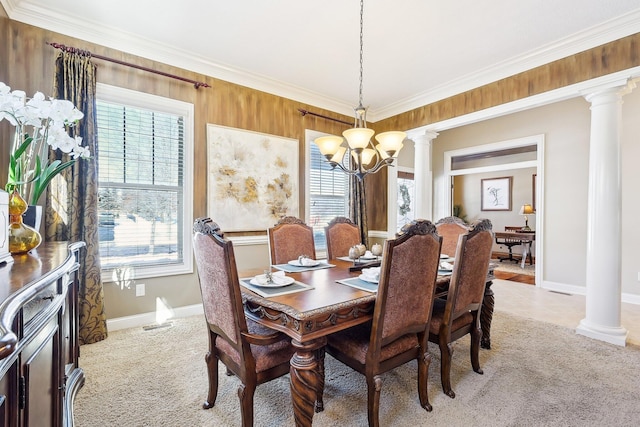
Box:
[74,312,640,426]
[493,260,535,276]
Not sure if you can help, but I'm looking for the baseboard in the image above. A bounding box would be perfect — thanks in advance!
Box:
[107,303,204,331]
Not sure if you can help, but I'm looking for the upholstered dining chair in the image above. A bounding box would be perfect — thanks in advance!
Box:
[435,216,470,257]
[268,216,316,265]
[325,219,442,427]
[429,218,494,399]
[193,217,295,427]
[324,216,361,259]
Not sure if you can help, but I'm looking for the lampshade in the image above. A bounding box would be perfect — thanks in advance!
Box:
[352,148,377,165]
[315,135,344,156]
[343,128,375,150]
[519,204,535,215]
[374,131,406,154]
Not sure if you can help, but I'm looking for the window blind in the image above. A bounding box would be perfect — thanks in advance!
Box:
[96,100,185,269]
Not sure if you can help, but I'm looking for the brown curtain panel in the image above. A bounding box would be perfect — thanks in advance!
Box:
[349,175,369,248]
[48,50,107,344]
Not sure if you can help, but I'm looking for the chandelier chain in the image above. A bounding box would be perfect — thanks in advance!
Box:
[359,0,364,108]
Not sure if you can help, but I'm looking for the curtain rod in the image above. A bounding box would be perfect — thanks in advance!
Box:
[46,42,210,89]
[298,108,352,126]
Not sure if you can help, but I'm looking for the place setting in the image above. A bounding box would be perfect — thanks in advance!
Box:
[272,254,335,273]
[336,266,380,293]
[438,259,454,276]
[240,269,314,297]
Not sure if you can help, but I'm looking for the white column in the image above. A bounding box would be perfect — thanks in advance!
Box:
[576,80,633,346]
[412,131,438,220]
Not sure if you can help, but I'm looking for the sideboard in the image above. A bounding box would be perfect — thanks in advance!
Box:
[0,242,85,427]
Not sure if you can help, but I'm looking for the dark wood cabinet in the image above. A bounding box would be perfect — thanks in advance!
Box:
[0,242,85,427]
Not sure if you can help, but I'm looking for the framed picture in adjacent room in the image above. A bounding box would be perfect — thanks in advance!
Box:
[481,176,512,211]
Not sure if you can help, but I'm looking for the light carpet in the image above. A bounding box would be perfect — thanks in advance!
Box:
[74,312,640,426]
[493,260,535,276]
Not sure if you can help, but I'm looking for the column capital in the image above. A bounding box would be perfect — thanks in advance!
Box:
[408,130,439,145]
[582,78,636,103]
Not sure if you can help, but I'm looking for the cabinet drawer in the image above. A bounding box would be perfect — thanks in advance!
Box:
[21,282,61,330]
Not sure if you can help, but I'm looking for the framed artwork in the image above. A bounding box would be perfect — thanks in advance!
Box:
[481,176,512,211]
[207,124,299,231]
[532,173,537,211]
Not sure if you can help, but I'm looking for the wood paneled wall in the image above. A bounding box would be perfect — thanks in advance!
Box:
[376,32,640,132]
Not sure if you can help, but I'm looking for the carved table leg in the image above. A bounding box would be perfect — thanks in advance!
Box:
[290,337,327,427]
[481,280,495,349]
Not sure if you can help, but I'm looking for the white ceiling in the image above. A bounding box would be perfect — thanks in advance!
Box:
[4,0,640,121]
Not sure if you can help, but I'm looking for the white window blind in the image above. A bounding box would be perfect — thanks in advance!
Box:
[95,84,193,278]
[308,140,349,252]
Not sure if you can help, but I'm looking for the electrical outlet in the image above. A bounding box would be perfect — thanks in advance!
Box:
[135,283,145,297]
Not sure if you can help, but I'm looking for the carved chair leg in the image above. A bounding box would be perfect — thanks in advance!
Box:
[439,340,456,399]
[470,326,484,375]
[203,333,219,409]
[238,383,256,427]
[367,375,383,427]
[417,350,433,412]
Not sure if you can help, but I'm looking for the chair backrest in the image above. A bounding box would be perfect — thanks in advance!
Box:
[435,216,470,257]
[446,219,494,322]
[324,216,361,259]
[268,216,316,265]
[192,218,248,358]
[371,219,442,350]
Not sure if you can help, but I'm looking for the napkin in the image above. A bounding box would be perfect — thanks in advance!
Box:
[298,257,317,266]
[440,261,454,271]
[255,270,287,285]
[361,267,380,281]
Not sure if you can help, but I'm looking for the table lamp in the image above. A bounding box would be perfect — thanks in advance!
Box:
[519,203,535,231]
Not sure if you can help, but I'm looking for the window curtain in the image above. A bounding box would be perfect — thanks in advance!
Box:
[349,175,369,248]
[48,50,107,344]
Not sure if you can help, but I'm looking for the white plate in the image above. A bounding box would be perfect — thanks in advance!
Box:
[250,275,295,288]
[438,270,453,276]
[288,259,320,267]
[359,274,379,284]
[359,256,378,261]
[440,254,449,259]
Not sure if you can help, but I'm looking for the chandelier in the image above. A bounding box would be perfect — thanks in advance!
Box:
[313,0,405,181]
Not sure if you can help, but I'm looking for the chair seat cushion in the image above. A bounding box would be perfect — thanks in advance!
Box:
[429,298,473,335]
[327,322,419,365]
[216,318,294,373]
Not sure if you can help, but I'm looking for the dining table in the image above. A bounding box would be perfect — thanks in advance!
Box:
[239,258,495,426]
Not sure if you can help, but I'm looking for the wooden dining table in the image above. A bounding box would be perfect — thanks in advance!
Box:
[239,258,495,426]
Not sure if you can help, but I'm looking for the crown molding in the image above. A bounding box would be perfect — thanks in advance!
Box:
[4,1,640,120]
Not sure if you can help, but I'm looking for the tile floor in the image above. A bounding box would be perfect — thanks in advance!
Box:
[491,279,640,346]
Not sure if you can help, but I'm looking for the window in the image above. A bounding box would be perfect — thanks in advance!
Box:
[306,130,349,256]
[397,170,415,232]
[96,84,193,279]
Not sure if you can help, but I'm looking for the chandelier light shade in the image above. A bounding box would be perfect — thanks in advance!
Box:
[313,0,406,180]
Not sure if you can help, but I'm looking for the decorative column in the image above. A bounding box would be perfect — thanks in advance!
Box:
[412,131,438,220]
[576,80,634,346]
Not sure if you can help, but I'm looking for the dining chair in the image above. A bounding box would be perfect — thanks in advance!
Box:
[429,218,494,399]
[268,216,316,265]
[435,216,470,257]
[324,216,361,259]
[193,217,295,427]
[325,219,442,427]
